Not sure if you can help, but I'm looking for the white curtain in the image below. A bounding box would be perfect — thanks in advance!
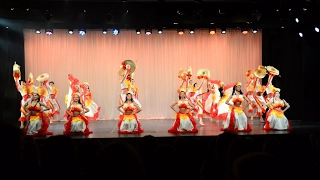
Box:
[23,29,262,120]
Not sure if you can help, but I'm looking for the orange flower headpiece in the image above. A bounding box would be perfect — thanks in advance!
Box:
[246,70,251,77]
[236,82,242,86]
[177,87,187,94]
[219,81,224,87]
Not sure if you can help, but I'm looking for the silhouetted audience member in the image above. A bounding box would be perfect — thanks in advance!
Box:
[22,136,40,171]
[262,137,282,157]
[39,135,78,179]
[76,139,103,178]
[135,135,159,178]
[92,140,146,180]
[231,152,285,180]
[200,132,238,180]
[0,122,24,178]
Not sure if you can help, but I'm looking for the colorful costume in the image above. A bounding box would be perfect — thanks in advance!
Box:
[24,102,53,136]
[221,95,252,132]
[216,83,236,121]
[203,80,221,118]
[253,78,268,117]
[46,84,60,116]
[168,99,198,133]
[80,83,101,120]
[118,102,144,134]
[245,70,258,114]
[14,79,30,122]
[63,103,93,135]
[263,98,292,130]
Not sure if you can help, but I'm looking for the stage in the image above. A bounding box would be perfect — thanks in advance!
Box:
[40,118,320,139]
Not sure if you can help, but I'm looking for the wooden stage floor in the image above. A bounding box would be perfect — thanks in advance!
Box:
[40,118,320,139]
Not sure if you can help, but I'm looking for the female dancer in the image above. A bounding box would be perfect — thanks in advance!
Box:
[216,82,236,121]
[193,83,205,125]
[46,81,60,121]
[117,93,144,134]
[168,89,198,133]
[14,77,30,129]
[245,70,258,121]
[221,82,252,132]
[80,82,101,120]
[63,93,93,135]
[23,93,53,136]
[263,91,292,130]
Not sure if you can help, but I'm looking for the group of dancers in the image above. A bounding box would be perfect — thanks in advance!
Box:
[13,60,292,136]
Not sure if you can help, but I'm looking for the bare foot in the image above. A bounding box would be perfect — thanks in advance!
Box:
[20,125,24,129]
[250,117,253,121]
[260,117,265,122]
[200,122,205,126]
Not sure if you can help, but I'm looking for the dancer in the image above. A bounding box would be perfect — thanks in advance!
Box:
[13,63,31,129]
[168,89,198,133]
[46,81,60,122]
[216,82,236,121]
[117,93,144,134]
[64,74,82,120]
[221,82,252,132]
[264,66,280,104]
[63,93,93,135]
[23,93,53,136]
[80,82,101,120]
[193,83,205,125]
[118,60,141,108]
[203,79,221,121]
[245,70,258,121]
[253,67,268,122]
[263,91,292,130]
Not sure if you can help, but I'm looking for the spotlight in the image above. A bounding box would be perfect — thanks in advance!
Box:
[105,13,114,22]
[68,29,74,34]
[45,29,53,35]
[79,29,86,36]
[252,28,258,33]
[112,28,119,35]
[42,10,53,21]
[177,29,184,35]
[157,29,163,34]
[241,28,248,35]
[102,29,107,34]
[221,28,226,34]
[145,29,152,35]
[189,29,195,34]
[295,18,299,23]
[209,28,216,35]
[136,29,141,35]
[299,32,303,37]
[35,29,41,34]
[315,27,319,32]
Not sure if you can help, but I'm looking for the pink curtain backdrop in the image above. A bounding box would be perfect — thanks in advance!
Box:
[23,29,262,120]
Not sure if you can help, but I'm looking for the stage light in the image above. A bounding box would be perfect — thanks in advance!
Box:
[102,29,107,34]
[145,29,152,35]
[45,29,53,35]
[136,29,141,34]
[315,27,319,32]
[157,29,163,34]
[221,28,226,34]
[42,10,53,21]
[252,29,258,33]
[35,29,41,34]
[189,29,195,34]
[303,8,307,11]
[68,29,74,34]
[241,28,248,35]
[209,28,216,35]
[112,29,119,35]
[295,18,299,23]
[299,32,303,37]
[177,29,184,35]
[79,29,86,36]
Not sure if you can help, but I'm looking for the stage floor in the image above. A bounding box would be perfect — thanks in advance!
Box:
[43,118,320,139]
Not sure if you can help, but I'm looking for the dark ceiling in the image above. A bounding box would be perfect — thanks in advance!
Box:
[0,0,319,30]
